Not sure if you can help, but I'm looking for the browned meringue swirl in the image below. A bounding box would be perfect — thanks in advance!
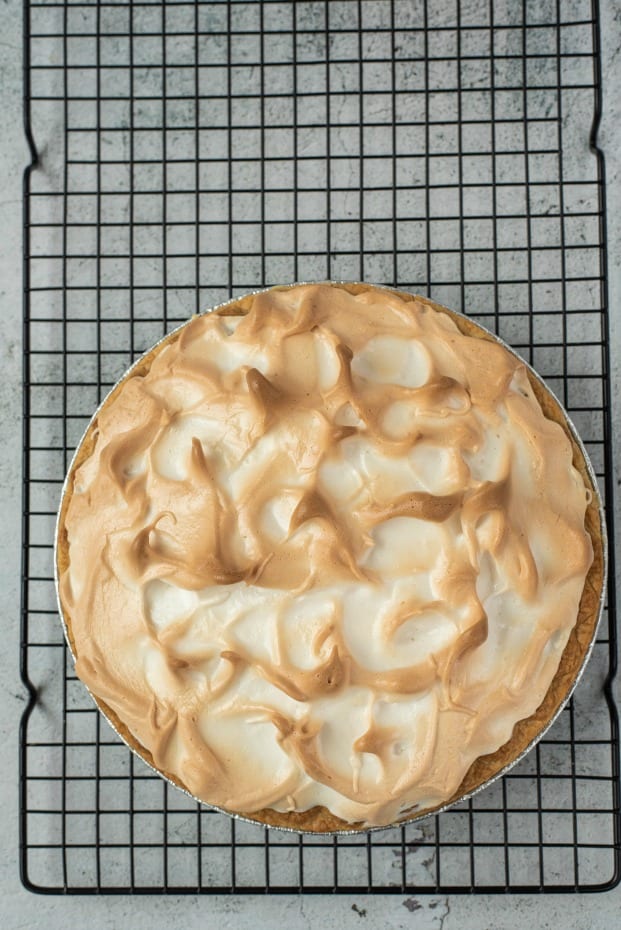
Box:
[59,283,593,827]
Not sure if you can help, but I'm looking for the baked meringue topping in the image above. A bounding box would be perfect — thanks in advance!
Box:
[58,283,594,827]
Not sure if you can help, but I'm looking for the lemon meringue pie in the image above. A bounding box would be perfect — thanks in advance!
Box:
[56,282,603,831]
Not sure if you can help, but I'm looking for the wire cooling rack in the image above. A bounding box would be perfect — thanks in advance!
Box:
[21,0,619,895]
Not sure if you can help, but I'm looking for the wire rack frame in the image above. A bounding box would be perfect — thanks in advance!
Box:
[20,0,619,895]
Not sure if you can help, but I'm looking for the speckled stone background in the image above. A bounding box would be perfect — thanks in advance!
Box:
[1,0,620,926]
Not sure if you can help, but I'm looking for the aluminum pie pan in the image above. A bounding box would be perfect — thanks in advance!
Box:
[53,281,608,837]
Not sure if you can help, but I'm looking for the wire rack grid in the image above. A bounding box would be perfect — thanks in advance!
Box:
[21,0,619,895]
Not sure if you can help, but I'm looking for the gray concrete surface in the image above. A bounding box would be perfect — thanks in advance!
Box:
[1,0,620,926]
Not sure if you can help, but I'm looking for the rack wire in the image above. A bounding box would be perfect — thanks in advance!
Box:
[20,0,619,894]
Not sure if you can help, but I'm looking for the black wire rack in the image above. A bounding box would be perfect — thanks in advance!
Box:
[20,0,619,895]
